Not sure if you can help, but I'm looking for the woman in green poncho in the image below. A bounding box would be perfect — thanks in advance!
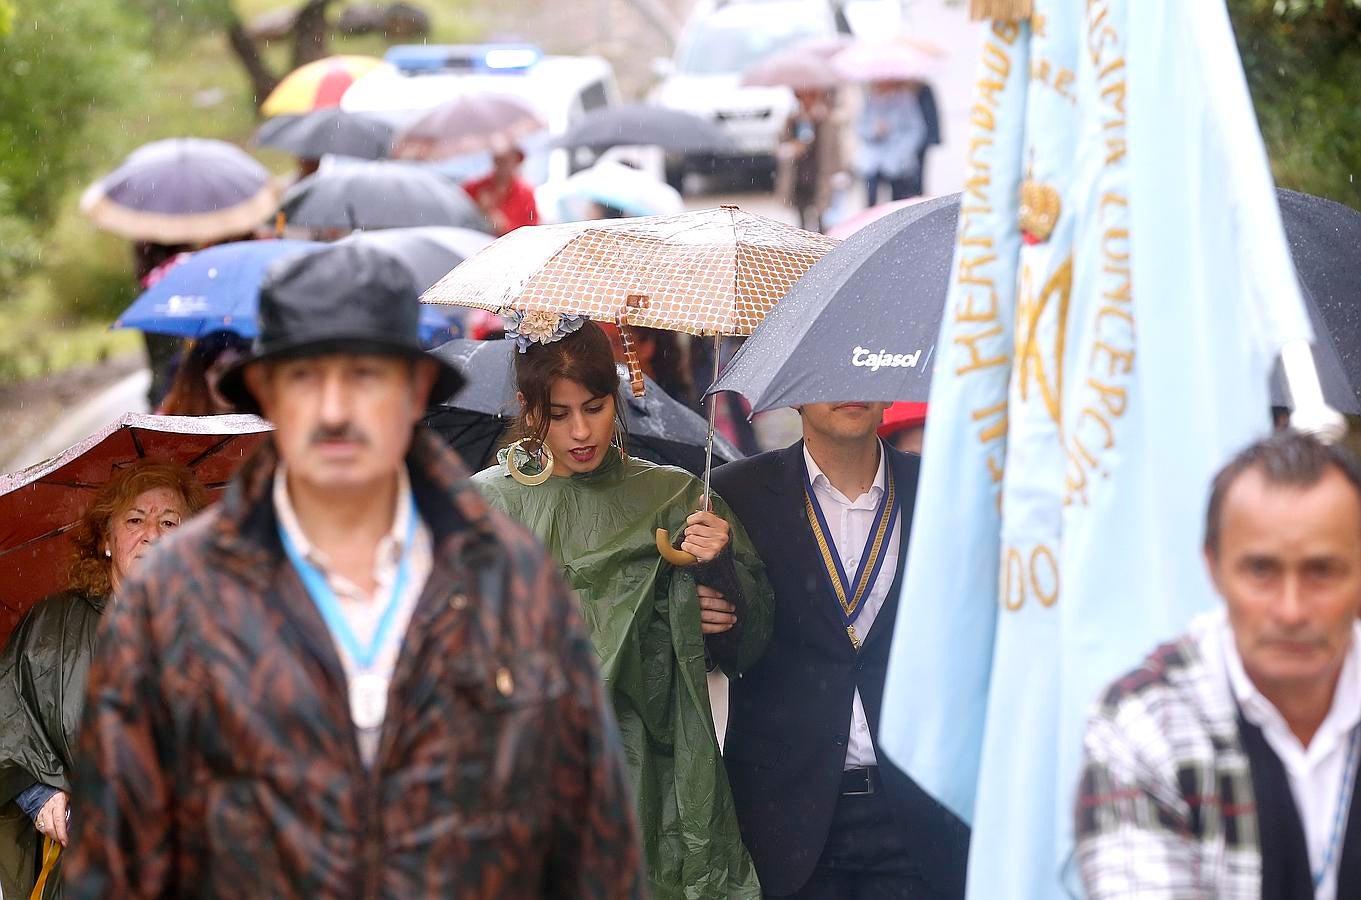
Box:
[472,317,772,900]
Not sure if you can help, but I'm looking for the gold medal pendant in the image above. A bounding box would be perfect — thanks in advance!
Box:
[847,625,862,651]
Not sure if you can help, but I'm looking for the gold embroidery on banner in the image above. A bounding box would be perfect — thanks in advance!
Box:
[1015,256,1074,426]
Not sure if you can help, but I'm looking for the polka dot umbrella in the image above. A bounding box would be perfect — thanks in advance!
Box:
[421,205,838,560]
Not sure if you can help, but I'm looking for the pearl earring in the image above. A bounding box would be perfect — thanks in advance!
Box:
[105,549,112,558]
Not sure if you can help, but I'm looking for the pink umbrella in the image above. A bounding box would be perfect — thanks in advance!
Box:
[832,39,940,83]
[742,47,841,90]
[390,93,546,161]
[0,413,271,644]
[827,197,929,240]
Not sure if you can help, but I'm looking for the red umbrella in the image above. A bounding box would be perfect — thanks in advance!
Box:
[0,413,271,645]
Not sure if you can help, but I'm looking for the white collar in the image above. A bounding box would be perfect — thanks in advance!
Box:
[803,439,887,507]
[1213,607,1361,760]
[272,463,415,570]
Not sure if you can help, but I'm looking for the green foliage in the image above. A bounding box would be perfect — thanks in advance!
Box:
[1229,0,1361,207]
[0,0,150,227]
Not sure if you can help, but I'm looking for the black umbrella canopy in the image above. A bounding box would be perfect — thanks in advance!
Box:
[1270,189,1361,414]
[554,104,736,155]
[428,338,743,475]
[251,109,396,160]
[711,194,957,412]
[338,226,493,291]
[278,160,493,232]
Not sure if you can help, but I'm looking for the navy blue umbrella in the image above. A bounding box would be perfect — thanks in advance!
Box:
[115,238,462,346]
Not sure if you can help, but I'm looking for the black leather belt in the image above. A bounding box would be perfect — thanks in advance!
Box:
[840,766,881,796]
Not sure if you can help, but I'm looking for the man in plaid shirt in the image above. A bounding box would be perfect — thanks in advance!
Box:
[1075,431,1361,899]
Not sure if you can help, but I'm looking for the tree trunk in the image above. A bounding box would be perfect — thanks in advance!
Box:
[292,0,337,69]
[226,17,280,110]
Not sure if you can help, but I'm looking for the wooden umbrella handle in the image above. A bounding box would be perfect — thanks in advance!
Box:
[656,528,699,567]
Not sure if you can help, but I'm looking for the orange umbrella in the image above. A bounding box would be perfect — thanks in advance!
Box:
[261,55,391,118]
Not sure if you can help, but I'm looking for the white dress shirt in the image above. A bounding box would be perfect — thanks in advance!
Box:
[274,465,433,765]
[1208,611,1361,900]
[803,442,902,770]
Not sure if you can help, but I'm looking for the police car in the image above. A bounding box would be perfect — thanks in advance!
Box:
[342,43,621,186]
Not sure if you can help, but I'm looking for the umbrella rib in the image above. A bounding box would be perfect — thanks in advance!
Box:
[0,522,79,560]
[186,436,237,469]
[130,429,146,459]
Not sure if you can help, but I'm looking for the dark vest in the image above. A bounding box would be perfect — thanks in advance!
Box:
[712,443,969,897]
[1238,713,1361,899]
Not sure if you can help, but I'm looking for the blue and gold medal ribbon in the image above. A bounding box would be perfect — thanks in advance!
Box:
[803,463,900,650]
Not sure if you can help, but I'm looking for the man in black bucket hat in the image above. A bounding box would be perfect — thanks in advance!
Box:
[64,243,645,899]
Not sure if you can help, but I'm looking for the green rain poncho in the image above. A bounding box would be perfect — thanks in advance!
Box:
[474,449,772,900]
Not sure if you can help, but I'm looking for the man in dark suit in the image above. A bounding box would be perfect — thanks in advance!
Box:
[712,401,968,898]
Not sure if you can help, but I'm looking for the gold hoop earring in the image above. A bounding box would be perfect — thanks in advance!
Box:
[507,439,554,486]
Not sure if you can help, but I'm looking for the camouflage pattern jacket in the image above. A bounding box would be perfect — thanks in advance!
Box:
[62,431,645,899]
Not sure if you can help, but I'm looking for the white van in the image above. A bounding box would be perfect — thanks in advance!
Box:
[342,44,620,187]
[649,0,845,184]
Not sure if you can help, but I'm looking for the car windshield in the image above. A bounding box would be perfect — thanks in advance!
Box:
[676,17,826,76]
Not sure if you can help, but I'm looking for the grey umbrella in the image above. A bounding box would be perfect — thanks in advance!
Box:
[714,187,1361,415]
[278,160,493,232]
[338,227,493,291]
[251,109,395,160]
[79,138,277,244]
[710,193,957,412]
[427,338,743,475]
[553,104,736,155]
[1269,189,1361,414]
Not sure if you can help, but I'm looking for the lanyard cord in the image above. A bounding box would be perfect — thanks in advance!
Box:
[279,503,419,671]
[1315,723,1361,890]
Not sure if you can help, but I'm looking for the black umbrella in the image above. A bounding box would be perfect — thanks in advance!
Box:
[710,193,957,412]
[714,188,1361,415]
[1269,189,1361,414]
[426,338,743,475]
[251,109,396,160]
[338,227,493,291]
[553,104,736,155]
[279,160,493,232]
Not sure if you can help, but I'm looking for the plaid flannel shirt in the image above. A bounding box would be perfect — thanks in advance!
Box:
[1075,611,1262,898]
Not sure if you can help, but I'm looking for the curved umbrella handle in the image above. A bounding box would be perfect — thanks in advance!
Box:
[656,528,698,567]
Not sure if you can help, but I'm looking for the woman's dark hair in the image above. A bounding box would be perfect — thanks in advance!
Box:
[511,320,627,450]
[158,331,252,416]
[636,327,694,407]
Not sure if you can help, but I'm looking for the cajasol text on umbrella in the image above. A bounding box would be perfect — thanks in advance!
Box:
[852,346,931,372]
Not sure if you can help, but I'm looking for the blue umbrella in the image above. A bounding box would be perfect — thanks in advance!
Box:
[115,238,462,346]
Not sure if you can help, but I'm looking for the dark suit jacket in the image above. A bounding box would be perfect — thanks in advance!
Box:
[713,442,968,897]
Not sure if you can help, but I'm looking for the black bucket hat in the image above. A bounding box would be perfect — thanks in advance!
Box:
[218,241,465,415]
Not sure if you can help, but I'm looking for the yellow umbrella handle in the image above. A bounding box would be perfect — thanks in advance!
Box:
[656,528,698,567]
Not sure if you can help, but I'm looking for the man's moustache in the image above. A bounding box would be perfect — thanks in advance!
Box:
[309,425,369,445]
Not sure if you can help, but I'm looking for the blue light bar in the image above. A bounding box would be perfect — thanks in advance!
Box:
[385,44,543,75]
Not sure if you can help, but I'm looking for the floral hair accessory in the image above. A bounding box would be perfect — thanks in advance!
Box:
[501,308,587,353]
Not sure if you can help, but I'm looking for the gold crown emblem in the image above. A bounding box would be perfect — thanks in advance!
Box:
[1019,179,1061,244]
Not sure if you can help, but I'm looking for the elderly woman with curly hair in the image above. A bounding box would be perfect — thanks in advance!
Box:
[0,461,208,900]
